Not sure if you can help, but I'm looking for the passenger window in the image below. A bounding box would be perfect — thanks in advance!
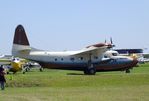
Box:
[94,56,98,59]
[79,57,83,60]
[70,57,75,61]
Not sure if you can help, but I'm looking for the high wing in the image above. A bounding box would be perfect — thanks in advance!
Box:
[71,44,110,56]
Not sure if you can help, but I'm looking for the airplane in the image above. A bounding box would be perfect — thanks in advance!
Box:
[0,55,25,74]
[0,55,42,74]
[12,25,138,75]
[137,53,149,63]
[7,58,26,74]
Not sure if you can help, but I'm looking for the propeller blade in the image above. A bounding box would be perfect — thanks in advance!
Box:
[110,37,113,44]
[105,39,107,43]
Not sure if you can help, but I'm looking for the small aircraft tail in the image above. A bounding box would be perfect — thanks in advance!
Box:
[12,25,31,57]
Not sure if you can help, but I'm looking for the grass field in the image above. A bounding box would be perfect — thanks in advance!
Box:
[0,63,149,101]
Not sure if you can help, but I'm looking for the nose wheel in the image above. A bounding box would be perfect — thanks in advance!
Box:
[125,69,130,73]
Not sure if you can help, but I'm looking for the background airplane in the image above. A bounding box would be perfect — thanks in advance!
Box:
[0,55,25,74]
[12,25,138,75]
[0,55,42,74]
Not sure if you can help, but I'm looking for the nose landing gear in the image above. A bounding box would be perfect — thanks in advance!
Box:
[125,69,130,73]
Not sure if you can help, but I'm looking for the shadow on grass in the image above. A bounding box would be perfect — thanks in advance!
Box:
[67,73,84,75]
[67,73,101,76]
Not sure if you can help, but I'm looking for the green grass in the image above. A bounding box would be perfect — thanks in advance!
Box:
[0,63,149,101]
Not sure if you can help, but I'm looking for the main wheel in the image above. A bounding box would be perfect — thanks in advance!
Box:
[88,68,96,75]
[84,67,96,75]
[84,68,89,75]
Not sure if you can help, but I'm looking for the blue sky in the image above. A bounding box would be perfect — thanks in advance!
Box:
[0,0,149,54]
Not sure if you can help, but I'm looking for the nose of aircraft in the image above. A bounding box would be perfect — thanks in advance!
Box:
[11,61,20,68]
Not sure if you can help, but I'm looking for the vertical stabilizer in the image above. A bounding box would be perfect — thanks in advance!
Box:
[13,25,30,46]
[12,25,31,57]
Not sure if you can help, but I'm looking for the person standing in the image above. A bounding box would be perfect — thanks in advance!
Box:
[0,65,6,90]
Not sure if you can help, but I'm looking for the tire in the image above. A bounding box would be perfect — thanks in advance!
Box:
[126,69,130,73]
[84,69,89,75]
[88,68,96,75]
[39,68,43,72]
[84,67,96,75]
[7,72,9,74]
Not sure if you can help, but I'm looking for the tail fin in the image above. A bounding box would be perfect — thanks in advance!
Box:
[13,25,30,46]
[12,25,31,57]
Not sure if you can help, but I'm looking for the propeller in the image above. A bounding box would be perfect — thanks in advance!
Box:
[110,37,115,47]
[104,39,107,43]
[110,37,113,44]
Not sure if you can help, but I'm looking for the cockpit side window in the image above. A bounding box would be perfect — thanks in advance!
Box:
[112,53,118,56]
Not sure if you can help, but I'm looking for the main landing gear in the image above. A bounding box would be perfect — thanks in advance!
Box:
[84,53,96,75]
[84,61,96,75]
